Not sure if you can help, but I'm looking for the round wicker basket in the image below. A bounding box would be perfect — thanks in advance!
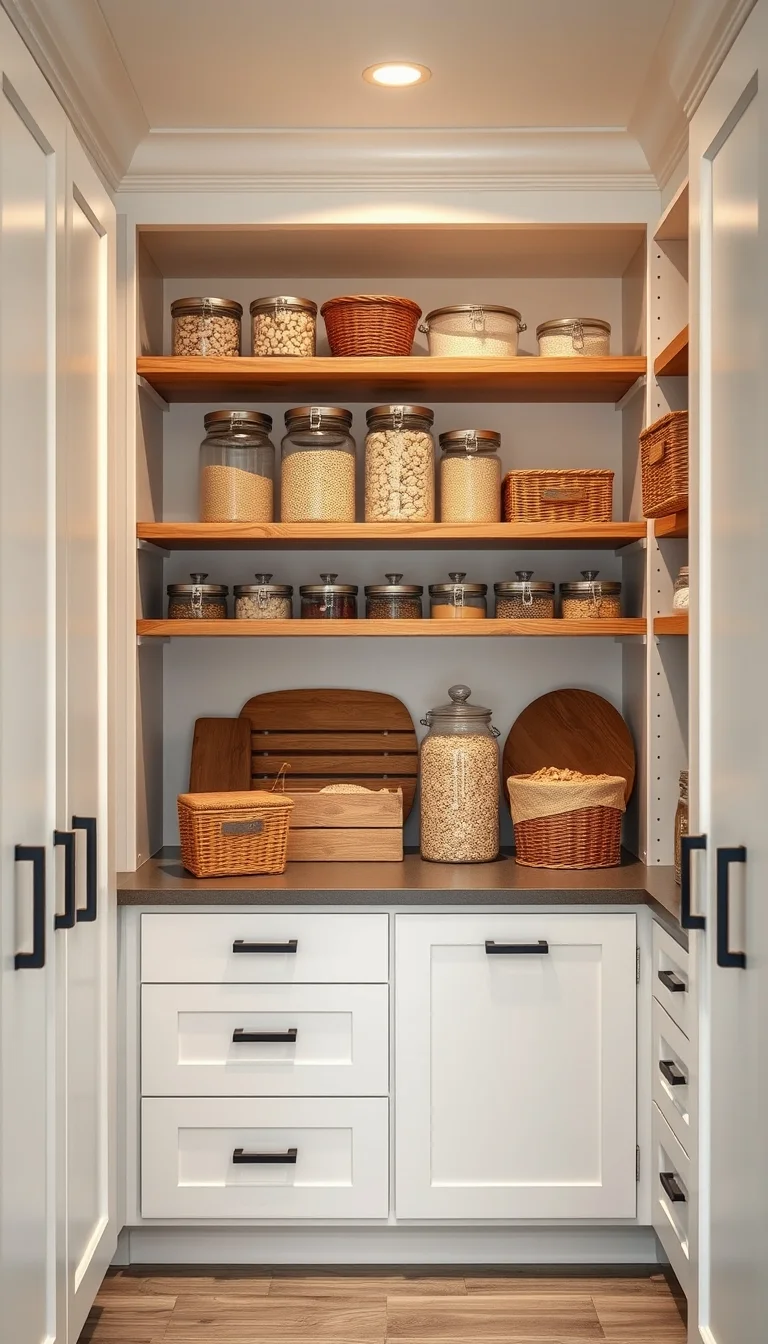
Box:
[320,294,422,357]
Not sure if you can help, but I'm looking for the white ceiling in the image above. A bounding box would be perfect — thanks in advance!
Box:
[97,0,675,131]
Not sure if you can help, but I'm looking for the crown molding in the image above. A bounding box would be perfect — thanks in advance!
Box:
[672,0,756,117]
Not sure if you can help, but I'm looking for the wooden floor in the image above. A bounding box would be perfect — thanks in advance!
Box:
[82,1267,687,1343]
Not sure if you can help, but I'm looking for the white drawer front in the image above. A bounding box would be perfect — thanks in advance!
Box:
[141,912,388,984]
[652,1102,690,1296]
[652,999,691,1157]
[141,1097,389,1220]
[652,923,691,1038]
[141,983,389,1098]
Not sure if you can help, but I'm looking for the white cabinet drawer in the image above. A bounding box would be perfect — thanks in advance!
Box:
[652,999,691,1158]
[652,923,691,1038]
[141,1097,389,1220]
[141,983,389,1098]
[141,912,388,984]
[652,1102,690,1295]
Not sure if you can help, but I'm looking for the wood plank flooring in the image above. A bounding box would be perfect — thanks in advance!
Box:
[83,1268,686,1344]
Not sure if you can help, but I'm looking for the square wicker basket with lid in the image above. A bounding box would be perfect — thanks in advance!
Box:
[178,791,294,878]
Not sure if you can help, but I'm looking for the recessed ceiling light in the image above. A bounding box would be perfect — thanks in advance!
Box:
[363,62,431,88]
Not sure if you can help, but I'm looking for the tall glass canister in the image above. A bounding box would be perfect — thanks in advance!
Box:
[419,684,500,863]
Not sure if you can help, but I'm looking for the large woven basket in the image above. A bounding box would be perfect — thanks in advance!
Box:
[508,773,624,869]
[640,410,688,517]
[502,469,613,524]
[178,790,293,878]
[320,294,422,357]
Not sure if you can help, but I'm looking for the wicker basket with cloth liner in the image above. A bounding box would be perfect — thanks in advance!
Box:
[178,790,294,878]
[320,294,422,357]
[640,410,688,517]
[508,767,626,869]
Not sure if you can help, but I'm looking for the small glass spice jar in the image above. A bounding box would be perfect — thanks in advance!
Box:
[281,406,356,522]
[674,770,689,885]
[364,405,435,522]
[199,410,275,522]
[171,296,242,356]
[299,573,358,620]
[250,296,317,357]
[234,574,293,620]
[439,430,502,523]
[364,574,423,620]
[167,573,228,620]
[494,571,555,619]
[429,572,487,620]
[673,565,690,610]
[560,570,622,620]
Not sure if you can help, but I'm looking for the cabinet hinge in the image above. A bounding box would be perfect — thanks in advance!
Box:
[636,1145,641,1181]
[636,947,641,983]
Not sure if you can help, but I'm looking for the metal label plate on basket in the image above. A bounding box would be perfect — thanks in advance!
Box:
[221,819,264,837]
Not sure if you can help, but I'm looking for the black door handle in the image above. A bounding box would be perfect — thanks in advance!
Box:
[485,940,549,955]
[658,968,686,993]
[681,834,707,930]
[232,1028,297,1044]
[72,816,97,922]
[14,845,46,969]
[659,1059,687,1086]
[660,1171,686,1203]
[232,1148,297,1164]
[716,845,746,969]
[232,939,297,954]
[54,830,76,930]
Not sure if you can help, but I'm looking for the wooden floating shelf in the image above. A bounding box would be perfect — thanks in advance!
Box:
[653,510,688,540]
[138,618,647,639]
[654,326,689,377]
[136,355,647,405]
[654,613,688,636]
[137,520,648,551]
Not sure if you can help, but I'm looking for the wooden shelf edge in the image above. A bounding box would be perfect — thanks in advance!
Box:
[654,326,689,377]
[653,510,688,540]
[136,520,648,550]
[137,618,647,639]
[654,181,689,244]
[654,614,688,636]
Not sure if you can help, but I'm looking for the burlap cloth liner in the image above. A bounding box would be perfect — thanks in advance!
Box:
[508,771,627,824]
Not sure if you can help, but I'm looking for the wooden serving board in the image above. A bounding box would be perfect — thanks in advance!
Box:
[189,717,252,793]
[502,688,636,806]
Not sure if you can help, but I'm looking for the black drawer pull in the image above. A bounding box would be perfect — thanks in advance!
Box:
[681,834,707,930]
[54,830,76,930]
[233,1147,297,1164]
[233,1028,297,1044]
[232,939,298,955]
[14,845,46,970]
[660,1171,686,1203]
[658,968,686,993]
[716,845,747,969]
[659,1059,687,1086]
[485,939,549,955]
[72,816,97,922]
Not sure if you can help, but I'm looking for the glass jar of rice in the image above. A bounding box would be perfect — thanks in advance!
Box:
[439,429,502,522]
[199,410,275,522]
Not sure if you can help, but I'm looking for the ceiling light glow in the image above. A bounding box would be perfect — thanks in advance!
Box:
[363,62,431,87]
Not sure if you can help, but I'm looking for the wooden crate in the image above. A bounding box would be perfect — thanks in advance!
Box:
[286,789,403,862]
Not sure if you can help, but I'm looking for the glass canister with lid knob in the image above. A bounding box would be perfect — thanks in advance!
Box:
[281,406,356,522]
[167,573,228,620]
[419,683,500,864]
[364,574,424,620]
[439,429,502,522]
[199,410,275,522]
[560,570,622,620]
[364,404,435,522]
[494,571,555,619]
[299,573,358,620]
[429,572,487,620]
[234,574,293,620]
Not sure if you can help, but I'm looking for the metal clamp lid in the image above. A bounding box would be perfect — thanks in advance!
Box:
[364,573,424,596]
[559,569,622,596]
[284,405,353,430]
[299,572,358,595]
[167,572,229,596]
[438,428,501,453]
[203,409,273,433]
[249,295,317,315]
[365,404,434,427]
[421,682,499,731]
[234,573,294,597]
[428,570,488,597]
[171,296,243,318]
[420,304,526,335]
[494,570,555,599]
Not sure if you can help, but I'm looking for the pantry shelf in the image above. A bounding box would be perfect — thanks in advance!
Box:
[654,613,688,635]
[136,520,648,551]
[653,510,688,539]
[136,355,647,404]
[654,326,689,377]
[137,618,647,639]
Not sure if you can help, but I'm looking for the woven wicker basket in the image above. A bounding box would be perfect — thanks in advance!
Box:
[640,410,688,517]
[178,790,293,878]
[320,294,422,357]
[508,773,624,869]
[502,469,613,524]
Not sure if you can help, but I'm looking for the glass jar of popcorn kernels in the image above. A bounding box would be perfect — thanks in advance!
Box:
[250,296,317,357]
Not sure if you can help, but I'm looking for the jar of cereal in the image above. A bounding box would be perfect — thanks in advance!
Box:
[419,684,500,864]
[250,296,317,357]
[171,297,242,356]
[364,404,435,521]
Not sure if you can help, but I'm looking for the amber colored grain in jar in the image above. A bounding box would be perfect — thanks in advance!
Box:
[561,594,622,620]
[496,595,554,619]
[431,603,486,620]
[200,464,273,522]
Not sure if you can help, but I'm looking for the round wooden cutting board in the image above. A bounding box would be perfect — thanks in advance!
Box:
[502,688,636,806]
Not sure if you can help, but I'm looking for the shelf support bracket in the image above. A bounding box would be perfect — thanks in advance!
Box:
[137,538,170,559]
[614,374,646,412]
[137,375,169,413]
[137,635,170,647]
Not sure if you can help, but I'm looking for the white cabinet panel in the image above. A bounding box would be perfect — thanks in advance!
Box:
[651,999,691,1158]
[395,913,637,1220]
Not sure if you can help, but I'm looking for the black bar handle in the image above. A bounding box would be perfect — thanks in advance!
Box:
[660,1171,686,1203]
[716,845,747,969]
[72,816,97,923]
[232,1147,297,1165]
[658,968,686,993]
[232,1028,297,1044]
[485,939,549,955]
[681,834,707,931]
[14,845,46,970]
[54,830,77,930]
[659,1059,687,1086]
[232,939,297,955]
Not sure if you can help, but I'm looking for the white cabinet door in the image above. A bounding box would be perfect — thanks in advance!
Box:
[395,913,637,1219]
[0,12,64,1344]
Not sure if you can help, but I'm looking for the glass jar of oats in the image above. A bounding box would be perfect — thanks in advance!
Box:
[439,429,501,522]
[234,574,293,620]
[250,295,317,357]
[171,296,242,356]
[560,570,622,620]
[429,572,487,620]
[281,406,356,522]
[364,404,435,521]
[199,411,275,523]
[494,571,555,619]
[419,684,500,864]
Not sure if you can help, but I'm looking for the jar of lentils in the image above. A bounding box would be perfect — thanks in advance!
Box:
[560,570,622,620]
[300,574,358,619]
[199,410,275,522]
[494,571,555,619]
[171,296,242,356]
[364,404,435,521]
[167,574,228,620]
[364,574,423,620]
[234,574,293,620]
[250,295,317,357]
[281,406,356,522]
[420,684,500,864]
[429,572,487,620]
[439,429,502,522]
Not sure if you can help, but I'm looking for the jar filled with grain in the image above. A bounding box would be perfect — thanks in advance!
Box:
[560,570,622,620]
[199,410,275,522]
[282,406,356,521]
[234,574,293,620]
[494,571,555,619]
[439,429,502,522]
[536,317,611,357]
[419,305,526,357]
[171,297,242,356]
[419,683,500,864]
[364,404,435,521]
[673,565,690,610]
[364,574,423,620]
[674,769,689,885]
[299,573,358,619]
[250,296,317,357]
[429,572,487,620]
[167,573,228,620]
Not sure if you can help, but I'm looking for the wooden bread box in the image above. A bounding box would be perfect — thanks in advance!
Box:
[286,788,404,862]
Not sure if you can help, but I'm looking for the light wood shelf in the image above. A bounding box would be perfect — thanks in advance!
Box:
[136,355,647,405]
[654,613,688,636]
[654,182,689,244]
[654,326,689,377]
[138,618,647,639]
[137,520,648,551]
[653,510,688,540]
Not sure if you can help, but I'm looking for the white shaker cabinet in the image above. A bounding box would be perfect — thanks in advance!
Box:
[395,913,637,1220]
